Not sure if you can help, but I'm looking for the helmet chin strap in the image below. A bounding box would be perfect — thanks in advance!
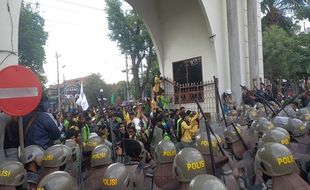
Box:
[261,173,272,190]
[26,171,40,184]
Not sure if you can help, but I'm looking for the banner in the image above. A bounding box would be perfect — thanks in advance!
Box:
[76,82,89,111]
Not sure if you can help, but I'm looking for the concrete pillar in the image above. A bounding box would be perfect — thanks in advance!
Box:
[0,0,22,70]
[247,0,260,88]
[226,0,242,104]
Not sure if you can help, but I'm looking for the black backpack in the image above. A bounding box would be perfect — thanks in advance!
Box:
[176,118,184,142]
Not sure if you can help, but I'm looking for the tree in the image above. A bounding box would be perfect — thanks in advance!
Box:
[260,0,308,33]
[84,73,113,106]
[263,26,293,82]
[263,25,310,89]
[19,2,48,84]
[290,33,310,83]
[143,60,159,98]
[105,0,157,99]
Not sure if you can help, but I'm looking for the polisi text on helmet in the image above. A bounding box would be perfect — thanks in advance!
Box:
[186,160,205,171]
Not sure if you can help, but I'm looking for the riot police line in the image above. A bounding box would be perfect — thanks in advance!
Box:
[0,87,310,190]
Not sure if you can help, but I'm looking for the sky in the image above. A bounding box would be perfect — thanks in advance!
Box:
[25,0,131,86]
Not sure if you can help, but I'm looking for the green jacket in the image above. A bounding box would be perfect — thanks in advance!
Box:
[82,124,90,143]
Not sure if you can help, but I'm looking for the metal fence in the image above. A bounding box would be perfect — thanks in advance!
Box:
[162,77,219,121]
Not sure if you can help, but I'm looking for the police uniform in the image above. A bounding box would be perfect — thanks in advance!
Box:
[37,171,78,190]
[39,144,71,181]
[172,147,207,190]
[254,142,309,190]
[0,161,26,190]
[82,144,112,190]
[154,139,180,190]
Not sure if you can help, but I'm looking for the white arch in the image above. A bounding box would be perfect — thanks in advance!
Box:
[126,0,217,81]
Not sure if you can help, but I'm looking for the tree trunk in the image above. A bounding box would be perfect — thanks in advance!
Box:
[131,59,142,99]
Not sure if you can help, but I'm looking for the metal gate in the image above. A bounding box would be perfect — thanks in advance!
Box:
[162,77,219,122]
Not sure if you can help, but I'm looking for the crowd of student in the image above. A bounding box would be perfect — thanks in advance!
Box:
[0,77,310,189]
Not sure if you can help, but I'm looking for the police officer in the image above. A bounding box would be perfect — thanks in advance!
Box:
[254,142,309,190]
[260,128,291,147]
[224,124,249,160]
[196,131,240,190]
[37,171,78,190]
[226,110,238,125]
[64,139,80,180]
[196,132,219,174]
[172,147,206,189]
[84,135,103,153]
[123,139,159,190]
[0,161,26,190]
[82,144,112,190]
[188,174,228,190]
[243,127,288,189]
[154,139,180,190]
[271,116,290,129]
[250,117,274,144]
[243,105,257,124]
[287,118,310,145]
[82,135,103,172]
[255,102,268,117]
[23,145,44,190]
[40,144,71,181]
[285,118,310,183]
[102,163,130,190]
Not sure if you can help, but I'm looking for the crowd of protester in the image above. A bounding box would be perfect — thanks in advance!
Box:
[0,76,309,189]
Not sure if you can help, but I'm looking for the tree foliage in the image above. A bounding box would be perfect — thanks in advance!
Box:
[260,0,309,33]
[263,25,310,84]
[105,0,157,99]
[263,26,292,81]
[18,2,48,83]
[290,33,310,81]
[84,73,113,106]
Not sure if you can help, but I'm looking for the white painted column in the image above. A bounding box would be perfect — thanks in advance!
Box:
[0,0,22,70]
[247,0,260,88]
[226,0,242,104]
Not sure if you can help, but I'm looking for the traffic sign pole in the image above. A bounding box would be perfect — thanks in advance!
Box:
[18,117,25,163]
[0,65,42,165]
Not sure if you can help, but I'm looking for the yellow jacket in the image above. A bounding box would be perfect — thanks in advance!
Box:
[136,110,142,119]
[122,110,131,125]
[151,99,157,113]
[181,121,192,143]
[153,76,161,93]
[190,112,200,137]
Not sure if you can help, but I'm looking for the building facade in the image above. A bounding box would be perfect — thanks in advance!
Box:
[126,0,264,104]
[47,77,88,110]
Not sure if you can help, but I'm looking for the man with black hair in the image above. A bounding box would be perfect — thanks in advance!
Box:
[163,110,175,141]
[66,128,81,145]
[23,93,60,150]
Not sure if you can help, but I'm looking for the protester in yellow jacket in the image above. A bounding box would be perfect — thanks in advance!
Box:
[180,116,193,143]
[190,112,200,138]
[153,75,161,95]
[151,97,158,113]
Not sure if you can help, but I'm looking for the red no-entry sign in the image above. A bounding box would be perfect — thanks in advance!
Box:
[0,65,42,116]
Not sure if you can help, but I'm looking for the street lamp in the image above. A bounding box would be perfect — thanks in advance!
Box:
[121,54,130,101]
[62,65,66,95]
[56,52,61,110]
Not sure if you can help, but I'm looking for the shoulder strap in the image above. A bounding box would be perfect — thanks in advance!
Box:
[5,119,14,141]
[24,113,38,137]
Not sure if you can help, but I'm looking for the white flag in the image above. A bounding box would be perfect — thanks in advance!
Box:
[76,82,89,111]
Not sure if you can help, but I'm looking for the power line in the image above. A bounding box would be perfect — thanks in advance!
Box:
[45,19,106,29]
[56,0,104,11]
[27,2,102,16]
